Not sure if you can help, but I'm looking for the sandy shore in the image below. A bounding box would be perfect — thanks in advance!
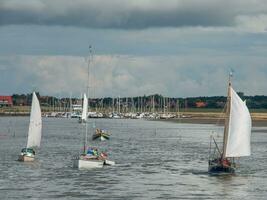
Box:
[159,118,267,127]
[157,112,267,127]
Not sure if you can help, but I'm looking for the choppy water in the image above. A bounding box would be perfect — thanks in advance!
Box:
[0,117,266,199]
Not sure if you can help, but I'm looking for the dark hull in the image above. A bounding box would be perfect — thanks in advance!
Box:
[208,160,235,174]
[208,165,235,174]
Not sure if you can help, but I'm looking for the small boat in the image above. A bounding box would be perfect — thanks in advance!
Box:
[208,74,252,174]
[18,92,42,162]
[92,128,110,141]
[73,148,115,169]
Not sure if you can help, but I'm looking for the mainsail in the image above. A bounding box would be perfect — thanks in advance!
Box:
[225,87,252,157]
[81,93,88,121]
[26,92,42,148]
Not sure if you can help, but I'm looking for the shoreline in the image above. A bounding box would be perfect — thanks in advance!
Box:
[156,117,267,127]
[155,111,267,127]
[1,110,267,127]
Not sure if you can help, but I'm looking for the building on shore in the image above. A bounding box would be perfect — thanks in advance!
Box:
[0,96,13,107]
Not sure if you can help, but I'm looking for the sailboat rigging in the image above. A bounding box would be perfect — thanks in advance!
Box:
[73,46,114,169]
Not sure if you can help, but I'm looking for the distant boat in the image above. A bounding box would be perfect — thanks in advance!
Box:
[78,94,88,123]
[71,104,82,118]
[208,75,252,174]
[18,92,42,162]
[92,128,110,141]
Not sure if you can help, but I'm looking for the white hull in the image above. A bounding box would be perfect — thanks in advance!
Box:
[73,158,104,169]
[18,155,35,162]
[100,136,107,141]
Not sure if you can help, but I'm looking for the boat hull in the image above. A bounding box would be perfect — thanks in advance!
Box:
[209,165,235,174]
[92,133,110,141]
[73,158,104,169]
[18,155,35,162]
[100,136,107,141]
[208,160,235,174]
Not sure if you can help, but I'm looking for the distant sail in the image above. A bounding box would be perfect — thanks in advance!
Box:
[27,92,42,148]
[81,93,88,121]
[225,87,252,157]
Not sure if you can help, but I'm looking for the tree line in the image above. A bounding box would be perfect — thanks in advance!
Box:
[11,93,267,111]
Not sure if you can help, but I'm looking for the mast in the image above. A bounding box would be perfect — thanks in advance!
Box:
[87,45,92,111]
[177,99,180,118]
[163,97,165,114]
[222,73,232,158]
[112,97,114,113]
[152,95,155,113]
[84,45,92,154]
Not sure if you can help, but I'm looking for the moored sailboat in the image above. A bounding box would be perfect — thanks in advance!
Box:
[18,92,42,162]
[208,75,252,174]
[78,94,88,123]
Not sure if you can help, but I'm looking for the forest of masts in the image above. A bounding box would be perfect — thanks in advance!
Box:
[39,95,185,114]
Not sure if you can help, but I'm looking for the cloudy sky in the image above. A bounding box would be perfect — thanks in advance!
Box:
[0,0,267,97]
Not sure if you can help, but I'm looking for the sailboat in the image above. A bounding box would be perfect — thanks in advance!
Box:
[208,75,252,174]
[78,94,88,123]
[18,92,42,162]
[73,93,115,169]
[73,93,105,169]
[73,46,115,169]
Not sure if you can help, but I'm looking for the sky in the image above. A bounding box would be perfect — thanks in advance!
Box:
[0,0,267,98]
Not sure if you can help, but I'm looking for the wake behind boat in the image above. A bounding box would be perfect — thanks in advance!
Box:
[18,92,42,162]
[208,74,252,174]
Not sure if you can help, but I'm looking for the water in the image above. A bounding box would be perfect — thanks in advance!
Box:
[0,117,266,199]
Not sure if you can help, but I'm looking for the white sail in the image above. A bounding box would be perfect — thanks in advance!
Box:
[27,92,42,148]
[225,87,252,157]
[81,93,88,121]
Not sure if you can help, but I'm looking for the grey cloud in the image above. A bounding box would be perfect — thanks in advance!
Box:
[1,0,267,29]
[1,54,266,97]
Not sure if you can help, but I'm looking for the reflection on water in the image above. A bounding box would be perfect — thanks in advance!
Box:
[0,117,267,199]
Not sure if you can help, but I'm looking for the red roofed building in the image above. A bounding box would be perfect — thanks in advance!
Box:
[0,96,13,107]
[195,101,207,108]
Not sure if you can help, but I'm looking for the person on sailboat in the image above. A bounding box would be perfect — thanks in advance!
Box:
[86,147,99,156]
